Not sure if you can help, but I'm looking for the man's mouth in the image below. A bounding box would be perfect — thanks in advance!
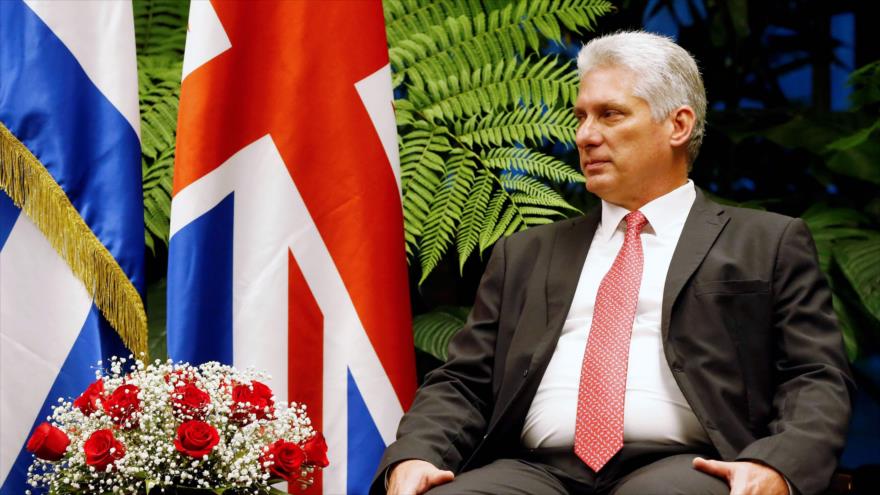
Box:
[583,160,610,173]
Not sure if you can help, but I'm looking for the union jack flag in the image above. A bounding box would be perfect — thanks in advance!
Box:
[166,2,416,493]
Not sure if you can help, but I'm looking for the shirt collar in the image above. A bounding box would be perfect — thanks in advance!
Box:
[597,180,696,241]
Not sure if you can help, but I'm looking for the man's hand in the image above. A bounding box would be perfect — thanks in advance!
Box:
[387,459,455,495]
[692,457,788,495]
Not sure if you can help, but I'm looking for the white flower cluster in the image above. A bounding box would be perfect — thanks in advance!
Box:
[26,356,320,494]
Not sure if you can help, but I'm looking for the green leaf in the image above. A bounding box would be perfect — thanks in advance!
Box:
[418,153,476,283]
[761,115,843,155]
[456,170,493,272]
[413,306,471,361]
[801,205,872,272]
[455,107,577,148]
[827,139,880,185]
[832,293,861,362]
[824,120,880,152]
[482,147,583,183]
[834,235,880,323]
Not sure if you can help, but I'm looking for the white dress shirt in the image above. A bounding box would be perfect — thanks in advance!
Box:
[521,180,711,449]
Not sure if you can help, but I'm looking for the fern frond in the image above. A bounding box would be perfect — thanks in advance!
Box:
[409,56,580,121]
[478,189,507,251]
[133,0,188,59]
[137,50,181,249]
[483,147,583,183]
[455,169,493,271]
[486,197,522,247]
[456,106,576,148]
[504,174,572,208]
[412,306,471,361]
[390,0,612,88]
[418,152,476,282]
[399,124,456,256]
[385,0,485,46]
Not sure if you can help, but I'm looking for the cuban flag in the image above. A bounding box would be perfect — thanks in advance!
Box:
[0,1,145,493]
[166,2,416,493]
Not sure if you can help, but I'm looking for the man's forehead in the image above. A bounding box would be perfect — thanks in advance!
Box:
[575,68,638,105]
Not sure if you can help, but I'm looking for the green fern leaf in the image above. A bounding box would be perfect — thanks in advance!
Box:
[455,169,493,271]
[418,152,476,282]
[482,147,583,183]
[456,107,576,148]
[412,306,472,361]
[413,57,579,122]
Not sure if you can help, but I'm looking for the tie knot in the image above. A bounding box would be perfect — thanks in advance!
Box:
[624,210,648,233]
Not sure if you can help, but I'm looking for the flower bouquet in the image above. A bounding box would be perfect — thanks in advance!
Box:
[24,357,328,494]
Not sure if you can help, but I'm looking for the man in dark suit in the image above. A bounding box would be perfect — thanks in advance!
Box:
[375,31,852,495]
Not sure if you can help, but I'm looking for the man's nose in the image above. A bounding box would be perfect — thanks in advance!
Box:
[575,118,602,148]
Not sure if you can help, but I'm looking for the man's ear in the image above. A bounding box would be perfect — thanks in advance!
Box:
[669,105,696,148]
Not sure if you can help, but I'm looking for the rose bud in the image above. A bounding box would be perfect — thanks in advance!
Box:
[26,422,70,461]
[84,429,125,471]
[102,383,141,428]
[174,420,220,458]
[73,378,104,416]
[302,432,329,467]
[261,440,305,483]
[231,380,274,424]
[171,382,211,420]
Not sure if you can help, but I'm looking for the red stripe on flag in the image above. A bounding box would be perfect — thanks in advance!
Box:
[289,250,323,494]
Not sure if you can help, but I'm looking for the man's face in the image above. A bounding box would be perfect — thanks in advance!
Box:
[574,65,682,210]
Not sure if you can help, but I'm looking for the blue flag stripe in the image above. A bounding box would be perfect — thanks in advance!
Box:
[0,191,19,251]
[167,193,235,365]
[0,0,144,292]
[347,370,387,494]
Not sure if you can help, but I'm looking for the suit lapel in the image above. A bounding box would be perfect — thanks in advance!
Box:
[661,189,729,341]
[545,209,601,338]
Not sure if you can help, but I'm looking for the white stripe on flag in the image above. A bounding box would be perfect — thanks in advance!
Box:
[354,64,402,194]
[23,0,141,137]
[0,214,93,483]
[180,0,231,82]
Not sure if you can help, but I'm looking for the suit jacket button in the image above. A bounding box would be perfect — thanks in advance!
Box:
[522,369,529,377]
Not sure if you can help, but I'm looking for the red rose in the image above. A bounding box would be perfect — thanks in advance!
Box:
[261,440,305,482]
[26,422,70,461]
[102,384,141,428]
[174,420,219,458]
[302,432,329,468]
[73,379,104,416]
[84,429,125,471]
[231,381,274,423]
[171,382,211,420]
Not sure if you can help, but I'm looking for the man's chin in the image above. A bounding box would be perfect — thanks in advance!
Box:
[584,177,613,197]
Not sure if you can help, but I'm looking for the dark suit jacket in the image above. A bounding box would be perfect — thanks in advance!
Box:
[374,189,853,495]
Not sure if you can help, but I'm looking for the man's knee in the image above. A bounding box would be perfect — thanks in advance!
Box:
[424,459,569,495]
[611,454,729,495]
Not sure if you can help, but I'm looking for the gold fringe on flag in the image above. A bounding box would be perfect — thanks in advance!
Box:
[0,122,148,358]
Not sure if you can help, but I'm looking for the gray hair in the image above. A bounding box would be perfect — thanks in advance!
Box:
[576,31,706,166]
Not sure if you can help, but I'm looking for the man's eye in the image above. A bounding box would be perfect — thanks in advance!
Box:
[604,110,621,118]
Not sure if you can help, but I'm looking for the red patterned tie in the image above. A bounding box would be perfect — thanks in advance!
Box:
[575,210,648,471]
